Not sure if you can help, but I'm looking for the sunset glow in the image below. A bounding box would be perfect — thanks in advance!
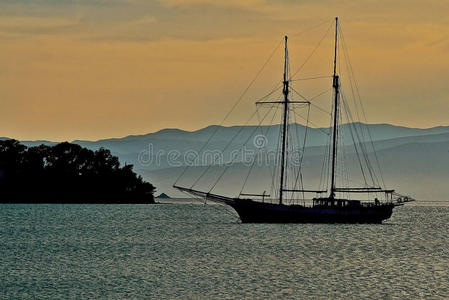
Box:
[1,0,448,140]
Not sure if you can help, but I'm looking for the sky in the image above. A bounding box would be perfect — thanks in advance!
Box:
[0,0,448,141]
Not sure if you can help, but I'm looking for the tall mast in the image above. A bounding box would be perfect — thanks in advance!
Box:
[279,35,289,205]
[330,17,340,199]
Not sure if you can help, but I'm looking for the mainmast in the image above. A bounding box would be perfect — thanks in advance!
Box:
[279,35,289,205]
[330,17,340,199]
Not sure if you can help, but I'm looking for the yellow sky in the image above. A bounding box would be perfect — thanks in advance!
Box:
[1,0,448,141]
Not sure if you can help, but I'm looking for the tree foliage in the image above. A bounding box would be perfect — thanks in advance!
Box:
[0,140,155,203]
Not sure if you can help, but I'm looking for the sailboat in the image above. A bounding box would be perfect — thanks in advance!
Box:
[174,17,414,223]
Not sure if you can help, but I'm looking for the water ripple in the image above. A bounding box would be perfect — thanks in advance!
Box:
[1,204,448,299]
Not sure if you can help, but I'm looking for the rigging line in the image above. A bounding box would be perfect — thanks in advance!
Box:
[301,105,311,178]
[179,191,229,218]
[341,93,376,186]
[180,190,205,205]
[254,85,283,103]
[338,105,351,197]
[255,104,263,136]
[190,108,260,189]
[208,106,275,194]
[290,86,332,115]
[263,108,281,177]
[291,104,310,202]
[310,103,331,116]
[291,75,332,81]
[339,176,382,189]
[338,25,364,119]
[239,105,276,196]
[286,111,302,204]
[179,190,239,221]
[261,80,286,103]
[318,107,333,191]
[268,111,283,199]
[338,27,369,155]
[285,120,294,204]
[318,147,327,191]
[338,27,370,177]
[284,107,290,197]
[289,112,300,178]
[220,206,241,223]
[300,173,306,202]
[174,37,283,186]
[338,25,386,188]
[334,105,342,192]
[319,151,327,192]
[274,98,286,197]
[318,118,329,191]
[318,138,327,190]
[341,94,371,186]
[263,109,281,199]
[264,34,332,105]
[291,22,333,79]
[339,29,362,132]
[342,93,380,187]
[271,120,283,199]
[325,94,335,191]
[325,113,333,190]
[339,66,379,189]
[340,96,368,185]
[187,188,240,222]
[290,18,332,38]
[289,86,309,101]
[310,88,332,101]
[207,199,241,222]
[290,110,302,202]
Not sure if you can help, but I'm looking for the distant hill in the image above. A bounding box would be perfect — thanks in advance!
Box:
[5,123,449,201]
[140,139,449,202]
[62,123,449,171]
[156,193,171,199]
[71,123,449,155]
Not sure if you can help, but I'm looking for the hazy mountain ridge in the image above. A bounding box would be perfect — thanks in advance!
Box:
[3,123,449,201]
[66,122,449,154]
[141,139,449,201]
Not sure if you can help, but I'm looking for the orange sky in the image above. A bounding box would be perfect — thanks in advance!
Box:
[0,0,448,141]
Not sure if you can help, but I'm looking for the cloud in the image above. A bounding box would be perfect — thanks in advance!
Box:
[1,0,445,43]
[158,0,263,9]
[1,0,449,140]
[129,16,157,26]
[0,16,80,36]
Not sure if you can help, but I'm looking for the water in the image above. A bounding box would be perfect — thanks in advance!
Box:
[1,203,448,299]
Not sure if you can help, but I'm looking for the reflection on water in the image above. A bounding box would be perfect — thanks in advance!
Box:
[1,203,448,299]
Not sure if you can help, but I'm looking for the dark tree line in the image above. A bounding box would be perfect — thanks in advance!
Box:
[0,140,155,203]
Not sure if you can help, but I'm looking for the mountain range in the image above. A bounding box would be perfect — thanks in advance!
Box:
[5,123,449,202]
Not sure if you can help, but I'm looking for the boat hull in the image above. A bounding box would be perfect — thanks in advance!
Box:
[228,199,394,224]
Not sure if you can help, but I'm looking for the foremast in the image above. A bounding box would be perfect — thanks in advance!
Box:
[279,35,289,205]
[330,17,340,200]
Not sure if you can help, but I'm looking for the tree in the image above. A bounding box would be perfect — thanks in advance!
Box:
[0,140,155,203]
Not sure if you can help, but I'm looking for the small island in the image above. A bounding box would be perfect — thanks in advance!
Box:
[156,193,170,199]
[0,140,155,204]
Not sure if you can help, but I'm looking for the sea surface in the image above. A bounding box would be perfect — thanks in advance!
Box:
[1,201,448,299]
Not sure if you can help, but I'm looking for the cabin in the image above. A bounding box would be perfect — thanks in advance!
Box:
[313,198,362,208]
